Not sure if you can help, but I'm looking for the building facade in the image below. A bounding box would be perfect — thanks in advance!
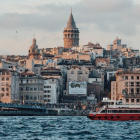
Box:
[111,69,140,104]
[107,37,127,51]
[67,67,89,82]
[19,73,44,103]
[44,78,60,104]
[0,69,19,103]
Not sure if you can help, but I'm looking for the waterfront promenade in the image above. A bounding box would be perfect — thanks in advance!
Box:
[0,102,92,116]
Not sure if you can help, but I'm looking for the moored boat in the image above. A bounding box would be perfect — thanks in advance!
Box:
[88,99,140,121]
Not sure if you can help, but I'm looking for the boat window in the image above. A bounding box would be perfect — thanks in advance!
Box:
[112,110,118,113]
[116,116,120,118]
[119,110,122,113]
[100,110,105,113]
[98,117,101,119]
[126,110,130,113]
[108,110,112,113]
[130,110,135,113]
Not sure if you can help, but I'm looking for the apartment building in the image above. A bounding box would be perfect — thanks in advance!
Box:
[19,73,44,103]
[111,69,140,104]
[0,69,19,103]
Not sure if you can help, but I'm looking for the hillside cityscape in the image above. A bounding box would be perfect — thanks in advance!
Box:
[0,10,140,110]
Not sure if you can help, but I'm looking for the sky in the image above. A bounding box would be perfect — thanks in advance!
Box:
[0,0,140,55]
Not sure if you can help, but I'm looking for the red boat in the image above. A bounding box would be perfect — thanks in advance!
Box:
[88,99,140,121]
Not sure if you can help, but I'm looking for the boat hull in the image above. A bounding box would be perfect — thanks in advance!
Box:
[88,114,140,121]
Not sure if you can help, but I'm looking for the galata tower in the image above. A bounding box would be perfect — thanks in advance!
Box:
[63,10,79,48]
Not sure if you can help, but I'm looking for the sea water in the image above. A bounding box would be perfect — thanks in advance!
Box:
[0,116,139,140]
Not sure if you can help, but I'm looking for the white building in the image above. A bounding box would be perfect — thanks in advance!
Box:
[44,78,60,103]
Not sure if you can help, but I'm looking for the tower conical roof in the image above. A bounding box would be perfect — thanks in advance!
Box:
[66,12,77,29]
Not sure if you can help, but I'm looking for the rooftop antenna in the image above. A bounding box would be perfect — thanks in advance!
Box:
[71,6,72,13]
[33,33,35,38]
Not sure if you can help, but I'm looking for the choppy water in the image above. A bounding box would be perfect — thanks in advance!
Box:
[0,116,140,140]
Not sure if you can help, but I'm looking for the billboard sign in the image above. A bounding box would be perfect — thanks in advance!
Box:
[69,82,87,95]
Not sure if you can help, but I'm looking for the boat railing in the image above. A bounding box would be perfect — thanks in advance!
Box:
[108,104,140,108]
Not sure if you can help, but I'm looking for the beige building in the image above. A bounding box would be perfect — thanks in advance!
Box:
[66,67,89,95]
[95,57,110,67]
[19,73,44,103]
[51,47,64,56]
[0,69,19,103]
[55,54,91,61]
[107,37,127,51]
[111,69,140,104]
[67,67,89,82]
[63,11,79,48]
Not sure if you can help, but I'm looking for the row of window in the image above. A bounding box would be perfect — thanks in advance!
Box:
[44,86,51,88]
[21,87,43,91]
[71,71,88,74]
[1,88,9,92]
[124,89,140,93]
[0,72,10,75]
[21,95,43,100]
[20,79,43,84]
[101,109,140,113]
[126,99,140,102]
[0,77,9,81]
[1,93,9,97]
[44,99,51,102]
[44,95,51,98]
[44,90,51,93]
[64,34,79,38]
[125,82,140,86]
[124,76,139,80]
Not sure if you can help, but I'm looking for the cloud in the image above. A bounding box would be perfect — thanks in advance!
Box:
[0,0,140,54]
[0,0,139,34]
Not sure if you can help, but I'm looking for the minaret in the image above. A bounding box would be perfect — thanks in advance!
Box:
[63,10,79,48]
